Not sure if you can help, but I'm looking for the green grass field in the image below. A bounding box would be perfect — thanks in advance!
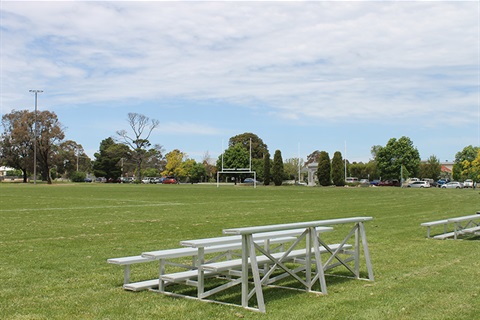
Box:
[1,183,479,320]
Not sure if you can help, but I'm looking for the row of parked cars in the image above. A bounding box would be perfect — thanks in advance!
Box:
[141,176,178,184]
[87,176,179,184]
[435,179,475,189]
[402,178,475,188]
[348,177,475,189]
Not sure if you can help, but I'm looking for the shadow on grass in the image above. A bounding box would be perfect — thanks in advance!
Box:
[462,235,480,241]
[150,268,369,309]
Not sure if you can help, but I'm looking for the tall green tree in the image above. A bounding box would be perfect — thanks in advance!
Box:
[251,158,264,182]
[453,145,479,180]
[376,136,420,180]
[272,150,284,186]
[349,161,380,180]
[0,110,34,182]
[162,149,186,177]
[419,155,441,180]
[283,158,300,181]
[1,109,83,184]
[331,151,345,186]
[93,138,129,180]
[202,151,216,182]
[365,160,379,180]
[33,110,65,184]
[316,151,331,186]
[117,113,159,182]
[143,144,165,174]
[217,143,250,170]
[217,143,251,183]
[55,140,91,179]
[461,149,480,183]
[263,151,271,186]
[180,159,207,183]
[228,132,268,159]
[349,162,365,179]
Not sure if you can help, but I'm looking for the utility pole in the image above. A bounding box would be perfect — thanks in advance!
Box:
[29,90,43,185]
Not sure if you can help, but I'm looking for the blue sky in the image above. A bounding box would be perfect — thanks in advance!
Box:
[1,1,479,164]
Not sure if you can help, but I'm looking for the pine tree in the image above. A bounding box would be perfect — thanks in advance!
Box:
[331,151,345,186]
[272,150,284,186]
[316,151,331,186]
[263,151,271,186]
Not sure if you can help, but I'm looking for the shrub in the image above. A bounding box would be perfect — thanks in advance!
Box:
[70,171,87,182]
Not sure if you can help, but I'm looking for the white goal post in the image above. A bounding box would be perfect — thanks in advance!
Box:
[217,138,257,188]
[216,170,257,188]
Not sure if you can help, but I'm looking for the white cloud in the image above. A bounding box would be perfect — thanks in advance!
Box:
[1,1,478,162]
[3,2,476,114]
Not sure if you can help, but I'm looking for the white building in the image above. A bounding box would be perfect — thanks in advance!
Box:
[0,166,15,176]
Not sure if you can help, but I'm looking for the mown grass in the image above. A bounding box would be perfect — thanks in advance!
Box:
[0,183,479,319]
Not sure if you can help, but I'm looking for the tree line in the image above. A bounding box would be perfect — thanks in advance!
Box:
[1,109,479,185]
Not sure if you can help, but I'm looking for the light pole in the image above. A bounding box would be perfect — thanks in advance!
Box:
[29,90,43,185]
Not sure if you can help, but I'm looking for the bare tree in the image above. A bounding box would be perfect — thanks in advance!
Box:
[116,113,159,181]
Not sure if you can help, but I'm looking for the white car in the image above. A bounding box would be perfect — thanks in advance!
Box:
[463,179,473,188]
[407,181,430,188]
[441,181,463,189]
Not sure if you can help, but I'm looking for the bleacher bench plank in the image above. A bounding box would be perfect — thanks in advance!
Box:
[160,243,352,283]
[125,243,353,291]
[420,219,450,238]
[141,236,297,260]
[109,236,298,287]
[107,256,153,265]
[458,226,480,235]
[433,232,456,240]
[123,279,159,292]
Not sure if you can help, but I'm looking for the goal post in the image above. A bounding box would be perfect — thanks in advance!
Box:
[216,170,257,188]
[217,138,256,188]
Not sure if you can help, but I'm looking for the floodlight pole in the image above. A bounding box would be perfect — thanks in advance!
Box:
[249,138,252,171]
[298,143,301,184]
[344,141,347,181]
[29,90,43,185]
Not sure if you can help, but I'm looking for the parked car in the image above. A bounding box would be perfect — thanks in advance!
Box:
[369,180,381,186]
[407,181,431,188]
[150,177,162,184]
[359,179,370,187]
[406,178,420,184]
[441,181,463,189]
[141,177,158,184]
[345,177,359,183]
[436,179,449,187]
[120,177,134,183]
[378,180,401,187]
[244,178,259,184]
[463,179,474,188]
[162,176,178,184]
[422,178,436,188]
